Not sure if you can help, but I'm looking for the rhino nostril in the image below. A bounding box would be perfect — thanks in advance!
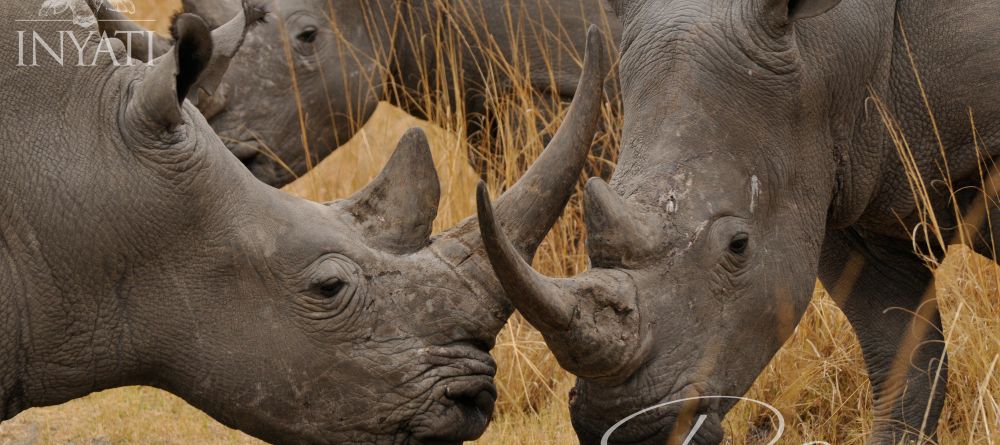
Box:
[465,389,496,416]
[469,338,492,353]
[445,380,497,417]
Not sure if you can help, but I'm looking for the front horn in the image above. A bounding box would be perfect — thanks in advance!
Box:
[426,25,610,339]
[475,24,610,259]
[477,184,650,381]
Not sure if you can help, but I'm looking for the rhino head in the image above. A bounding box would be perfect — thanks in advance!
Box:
[182,0,393,186]
[1,2,608,443]
[97,0,393,186]
[478,0,855,443]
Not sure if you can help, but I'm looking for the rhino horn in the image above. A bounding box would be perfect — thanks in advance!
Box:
[431,23,605,320]
[583,178,657,268]
[477,184,648,379]
[477,25,608,259]
[189,0,269,102]
[471,26,647,376]
[85,0,172,62]
[342,128,440,254]
[127,13,213,130]
[477,183,574,330]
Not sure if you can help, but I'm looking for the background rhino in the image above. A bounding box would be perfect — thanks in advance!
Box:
[95,0,621,187]
[478,0,1000,443]
[0,1,608,443]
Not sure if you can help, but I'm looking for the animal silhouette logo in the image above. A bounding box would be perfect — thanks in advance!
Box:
[38,0,136,28]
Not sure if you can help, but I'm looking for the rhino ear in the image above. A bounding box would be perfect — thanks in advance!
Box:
[85,0,171,62]
[128,13,213,129]
[182,0,241,28]
[342,128,440,254]
[786,0,842,21]
[188,0,269,101]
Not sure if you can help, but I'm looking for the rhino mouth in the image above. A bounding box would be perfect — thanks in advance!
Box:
[433,375,498,440]
[408,346,498,444]
[444,378,497,416]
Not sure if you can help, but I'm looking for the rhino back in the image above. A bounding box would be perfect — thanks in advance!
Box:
[887,1,1000,179]
[460,0,620,96]
[835,0,1000,235]
[395,0,620,101]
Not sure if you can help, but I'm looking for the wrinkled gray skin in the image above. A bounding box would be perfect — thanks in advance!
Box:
[0,2,608,443]
[478,0,1000,443]
[102,0,622,187]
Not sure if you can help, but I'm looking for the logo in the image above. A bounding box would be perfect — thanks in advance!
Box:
[38,0,136,28]
[601,396,832,445]
[15,0,155,67]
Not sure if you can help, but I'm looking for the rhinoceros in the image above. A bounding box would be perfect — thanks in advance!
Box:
[476,0,1000,443]
[94,0,621,186]
[0,1,609,442]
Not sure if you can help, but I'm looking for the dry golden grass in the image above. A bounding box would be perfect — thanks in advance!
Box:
[1,2,997,445]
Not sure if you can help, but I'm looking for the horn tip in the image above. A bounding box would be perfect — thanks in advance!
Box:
[584,176,621,214]
[475,181,494,223]
[584,177,617,205]
[402,126,429,144]
[586,24,600,44]
[584,24,608,74]
[584,176,608,192]
[477,181,508,257]
[396,127,433,167]
[476,181,490,200]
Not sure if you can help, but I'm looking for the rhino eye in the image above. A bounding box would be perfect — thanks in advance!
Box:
[729,234,749,255]
[297,26,318,44]
[315,279,347,299]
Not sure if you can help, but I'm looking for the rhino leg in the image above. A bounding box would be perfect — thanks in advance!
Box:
[819,229,947,444]
[970,224,1000,261]
[955,183,1000,261]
